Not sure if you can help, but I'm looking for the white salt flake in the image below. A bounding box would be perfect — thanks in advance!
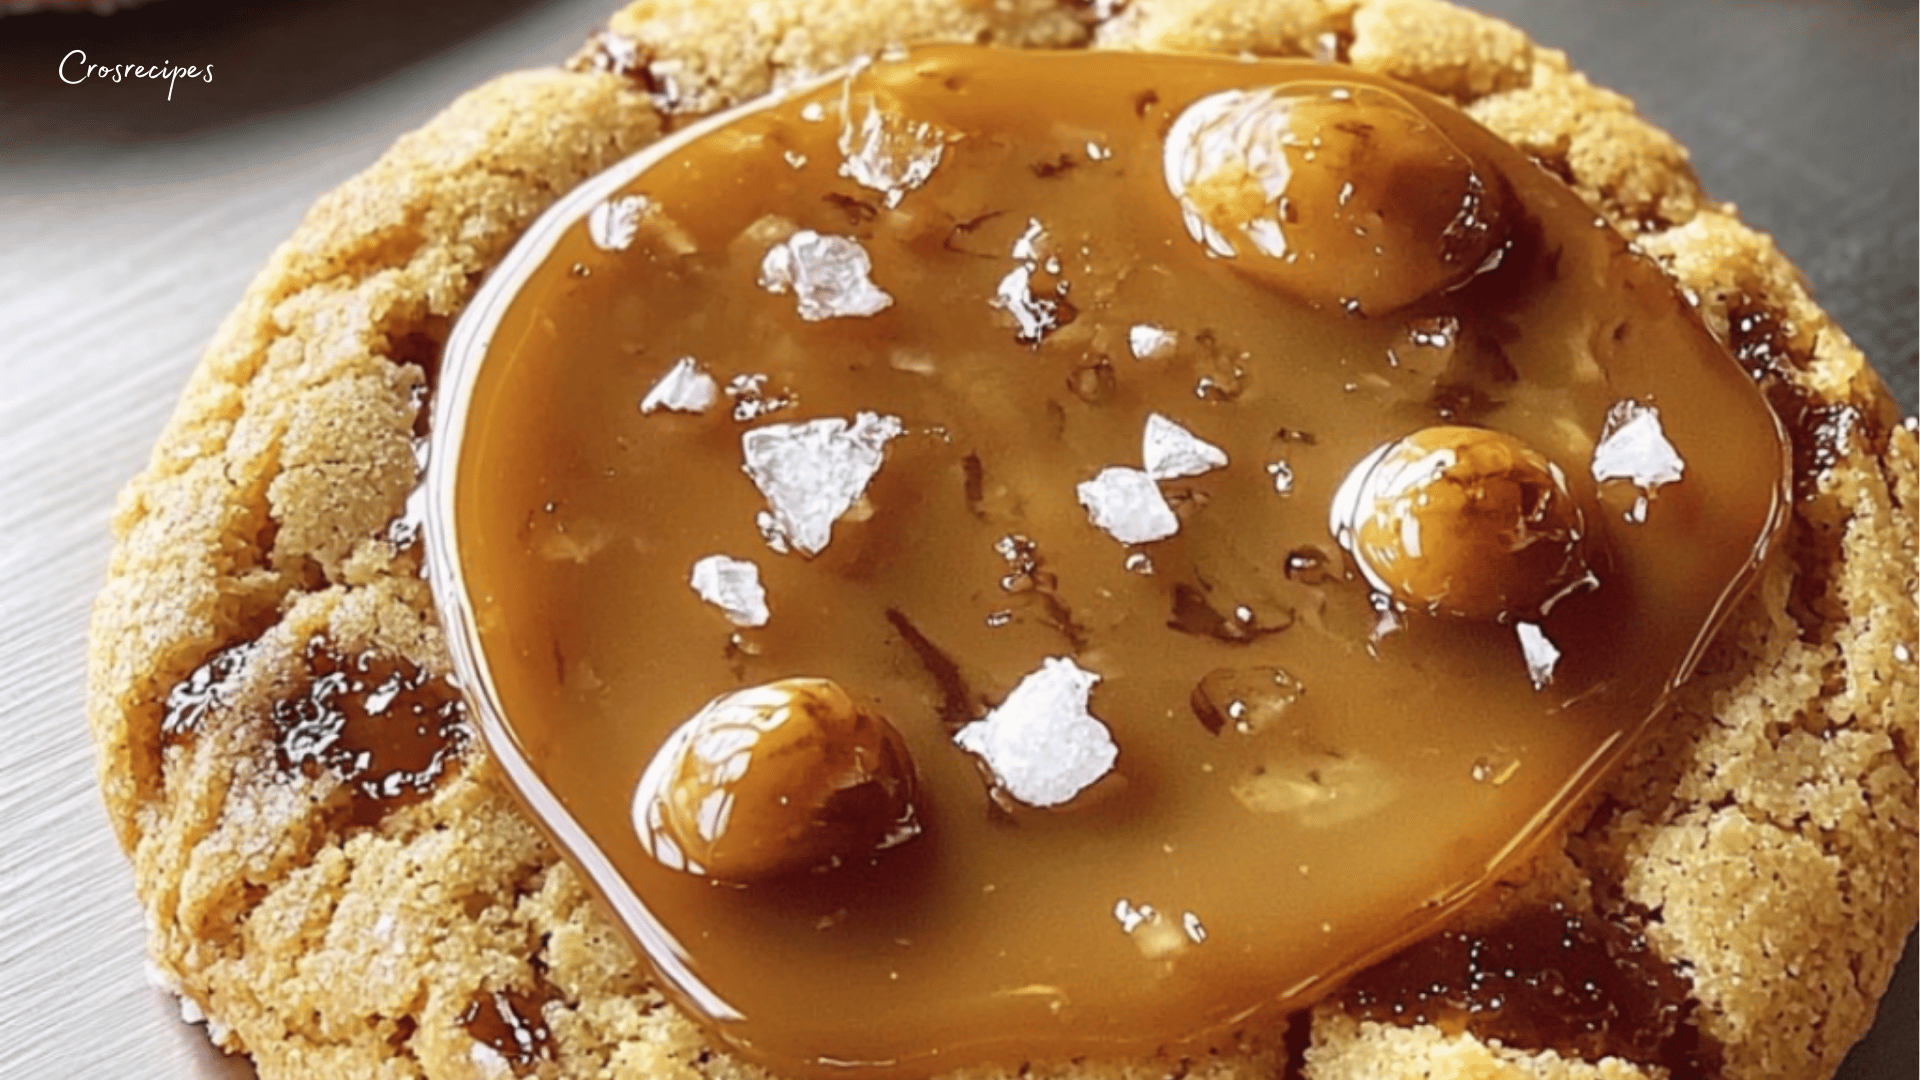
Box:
[725,373,792,421]
[759,230,894,321]
[1143,413,1228,480]
[1114,898,1156,933]
[954,657,1118,808]
[640,357,719,414]
[1128,324,1178,361]
[1011,217,1049,262]
[1182,911,1208,944]
[689,555,771,627]
[1515,622,1561,690]
[587,194,651,251]
[1076,466,1180,544]
[990,265,1066,344]
[1108,899,1190,958]
[1591,400,1686,519]
[742,413,904,556]
[755,510,791,554]
[838,94,948,206]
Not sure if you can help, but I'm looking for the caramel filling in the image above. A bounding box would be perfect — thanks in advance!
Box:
[430,47,1786,1078]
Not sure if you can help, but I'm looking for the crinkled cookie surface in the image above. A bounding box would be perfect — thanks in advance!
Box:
[88,2,1917,1079]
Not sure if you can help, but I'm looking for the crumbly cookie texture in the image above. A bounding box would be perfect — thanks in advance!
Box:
[89,2,1916,1080]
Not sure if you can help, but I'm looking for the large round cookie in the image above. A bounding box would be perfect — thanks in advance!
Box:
[89,2,1917,1079]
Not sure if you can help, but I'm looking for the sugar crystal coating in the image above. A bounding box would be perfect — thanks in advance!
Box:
[742,413,905,556]
[953,657,1118,808]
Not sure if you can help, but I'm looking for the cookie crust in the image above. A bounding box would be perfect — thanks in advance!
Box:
[89,2,1917,1079]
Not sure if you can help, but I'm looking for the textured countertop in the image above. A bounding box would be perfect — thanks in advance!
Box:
[1,1,1912,1077]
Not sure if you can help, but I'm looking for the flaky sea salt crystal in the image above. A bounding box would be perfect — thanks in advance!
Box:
[1011,217,1049,262]
[759,230,894,321]
[1182,911,1208,944]
[755,511,791,554]
[588,194,651,251]
[1128,324,1178,360]
[1143,413,1228,480]
[954,657,1118,808]
[688,555,771,627]
[639,357,718,414]
[990,265,1064,344]
[1114,898,1155,933]
[1591,400,1685,493]
[1076,466,1179,544]
[726,373,792,421]
[1267,460,1296,495]
[742,413,904,556]
[1515,622,1560,690]
[838,95,948,206]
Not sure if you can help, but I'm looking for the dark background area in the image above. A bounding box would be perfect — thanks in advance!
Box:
[1,2,1912,1078]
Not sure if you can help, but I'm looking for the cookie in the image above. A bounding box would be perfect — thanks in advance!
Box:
[88,3,1917,1080]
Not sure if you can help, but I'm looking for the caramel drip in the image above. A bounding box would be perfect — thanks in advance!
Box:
[270,641,468,823]
[458,988,556,1074]
[1341,904,1722,1077]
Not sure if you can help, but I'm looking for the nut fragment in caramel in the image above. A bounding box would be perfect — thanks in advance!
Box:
[1164,84,1506,315]
[429,46,1786,1079]
[1332,425,1589,620]
[633,678,920,882]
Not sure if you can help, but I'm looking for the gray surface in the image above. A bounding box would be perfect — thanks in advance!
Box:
[0,1,1911,1078]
